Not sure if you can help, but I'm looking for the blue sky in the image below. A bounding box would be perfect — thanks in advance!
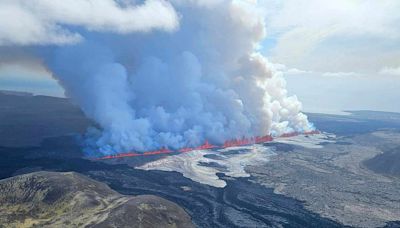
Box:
[0,64,64,97]
[1,0,399,114]
[260,0,400,113]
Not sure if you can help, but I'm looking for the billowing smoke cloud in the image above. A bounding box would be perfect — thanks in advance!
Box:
[3,0,314,154]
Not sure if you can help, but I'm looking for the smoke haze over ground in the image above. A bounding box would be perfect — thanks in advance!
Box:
[1,0,313,154]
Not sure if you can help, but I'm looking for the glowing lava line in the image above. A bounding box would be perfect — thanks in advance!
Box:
[94,130,320,160]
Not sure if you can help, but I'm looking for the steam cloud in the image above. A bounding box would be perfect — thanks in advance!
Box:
[3,0,314,154]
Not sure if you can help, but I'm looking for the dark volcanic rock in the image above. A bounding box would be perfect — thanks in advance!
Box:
[364,146,400,176]
[0,92,92,147]
[0,171,194,228]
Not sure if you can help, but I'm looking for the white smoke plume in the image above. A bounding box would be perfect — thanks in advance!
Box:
[3,0,314,154]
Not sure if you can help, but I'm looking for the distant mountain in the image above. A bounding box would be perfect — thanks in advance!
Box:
[0,90,33,97]
[0,92,92,147]
[347,110,400,121]
[307,110,400,135]
[0,171,194,228]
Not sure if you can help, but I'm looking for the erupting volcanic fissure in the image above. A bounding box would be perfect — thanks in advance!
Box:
[26,1,317,156]
[95,130,320,160]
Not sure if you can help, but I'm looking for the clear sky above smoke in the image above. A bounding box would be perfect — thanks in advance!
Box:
[259,0,400,114]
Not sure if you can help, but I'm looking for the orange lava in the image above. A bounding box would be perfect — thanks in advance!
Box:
[94,131,320,160]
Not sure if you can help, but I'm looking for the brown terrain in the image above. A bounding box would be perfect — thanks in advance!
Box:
[0,171,194,228]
